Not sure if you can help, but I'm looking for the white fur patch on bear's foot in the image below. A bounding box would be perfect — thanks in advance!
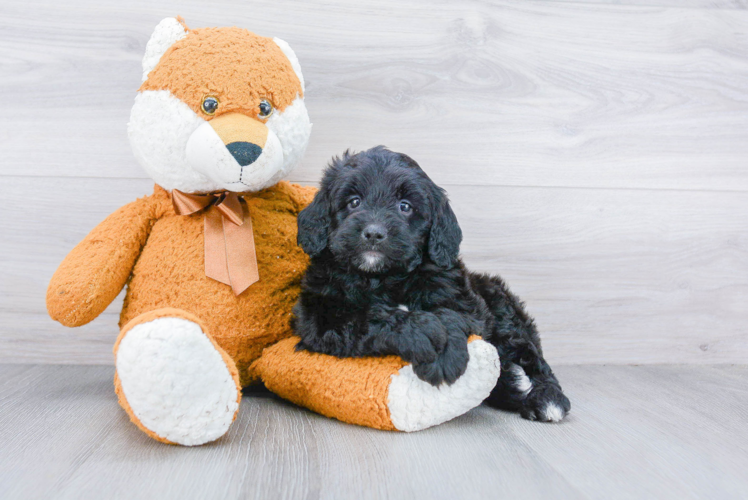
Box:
[387,339,500,432]
[115,317,240,446]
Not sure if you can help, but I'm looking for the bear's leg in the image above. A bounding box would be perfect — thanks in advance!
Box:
[113,308,241,446]
[254,335,500,432]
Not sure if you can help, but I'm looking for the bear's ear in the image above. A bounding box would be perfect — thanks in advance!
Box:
[141,17,189,82]
[273,38,305,93]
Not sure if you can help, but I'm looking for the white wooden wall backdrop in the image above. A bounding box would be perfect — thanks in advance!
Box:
[1,0,746,365]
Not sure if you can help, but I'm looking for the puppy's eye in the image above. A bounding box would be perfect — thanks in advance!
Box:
[399,201,412,213]
[201,96,219,115]
[348,197,361,209]
[258,99,274,118]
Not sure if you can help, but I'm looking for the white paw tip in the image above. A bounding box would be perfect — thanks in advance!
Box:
[397,304,409,312]
[543,403,566,422]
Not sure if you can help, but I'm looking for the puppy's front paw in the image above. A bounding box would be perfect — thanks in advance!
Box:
[399,312,447,365]
[412,339,469,386]
[398,330,441,365]
[519,383,571,423]
[409,311,447,352]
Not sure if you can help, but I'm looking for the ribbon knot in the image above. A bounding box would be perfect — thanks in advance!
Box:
[171,189,259,295]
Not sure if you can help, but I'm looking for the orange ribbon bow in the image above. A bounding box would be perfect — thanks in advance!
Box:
[171,189,259,295]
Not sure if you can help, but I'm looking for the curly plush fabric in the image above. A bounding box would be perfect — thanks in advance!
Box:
[256,335,500,431]
[140,27,303,119]
[256,337,407,430]
[113,307,242,445]
[46,195,156,327]
[48,181,316,386]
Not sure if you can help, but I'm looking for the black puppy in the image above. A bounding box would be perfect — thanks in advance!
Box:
[293,146,570,422]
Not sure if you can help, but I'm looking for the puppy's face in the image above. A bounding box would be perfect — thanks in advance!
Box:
[298,147,462,274]
[326,155,431,273]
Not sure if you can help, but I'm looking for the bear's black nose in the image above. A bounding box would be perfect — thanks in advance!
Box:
[362,224,387,243]
[226,142,262,166]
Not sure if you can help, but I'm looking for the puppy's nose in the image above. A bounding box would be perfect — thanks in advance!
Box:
[362,224,387,243]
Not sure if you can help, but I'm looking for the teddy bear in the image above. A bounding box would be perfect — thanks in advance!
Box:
[46,17,500,446]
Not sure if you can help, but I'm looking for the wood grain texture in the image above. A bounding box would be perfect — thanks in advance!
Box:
[1,0,748,191]
[547,0,748,9]
[1,0,746,365]
[1,364,747,499]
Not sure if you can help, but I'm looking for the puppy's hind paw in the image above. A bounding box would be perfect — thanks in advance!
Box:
[519,383,571,423]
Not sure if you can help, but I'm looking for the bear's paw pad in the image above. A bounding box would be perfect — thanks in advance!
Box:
[115,317,240,445]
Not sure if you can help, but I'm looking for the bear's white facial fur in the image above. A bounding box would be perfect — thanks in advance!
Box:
[129,93,310,193]
[184,118,285,192]
[128,20,312,194]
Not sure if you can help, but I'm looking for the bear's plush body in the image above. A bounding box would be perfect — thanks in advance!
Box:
[47,17,319,445]
[48,182,313,385]
[121,183,314,386]
[46,18,501,446]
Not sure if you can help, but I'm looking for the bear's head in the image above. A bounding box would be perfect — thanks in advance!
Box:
[128,17,312,193]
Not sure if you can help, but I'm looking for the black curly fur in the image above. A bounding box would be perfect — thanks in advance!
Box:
[292,146,570,422]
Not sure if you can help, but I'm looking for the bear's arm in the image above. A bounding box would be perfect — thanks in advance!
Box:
[46,190,167,327]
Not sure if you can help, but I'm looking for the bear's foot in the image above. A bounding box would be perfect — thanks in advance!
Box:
[387,337,500,431]
[113,308,241,446]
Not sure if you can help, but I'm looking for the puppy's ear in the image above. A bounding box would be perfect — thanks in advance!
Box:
[428,186,462,268]
[297,189,330,257]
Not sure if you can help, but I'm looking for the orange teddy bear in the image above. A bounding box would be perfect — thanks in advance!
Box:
[46,18,500,446]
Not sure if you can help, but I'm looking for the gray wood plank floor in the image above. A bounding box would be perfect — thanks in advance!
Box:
[1,364,746,500]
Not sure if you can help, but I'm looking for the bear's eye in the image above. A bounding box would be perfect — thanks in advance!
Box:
[258,99,274,118]
[348,197,361,209]
[399,201,412,213]
[201,96,219,115]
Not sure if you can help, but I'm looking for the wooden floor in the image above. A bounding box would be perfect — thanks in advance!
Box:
[1,364,746,499]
